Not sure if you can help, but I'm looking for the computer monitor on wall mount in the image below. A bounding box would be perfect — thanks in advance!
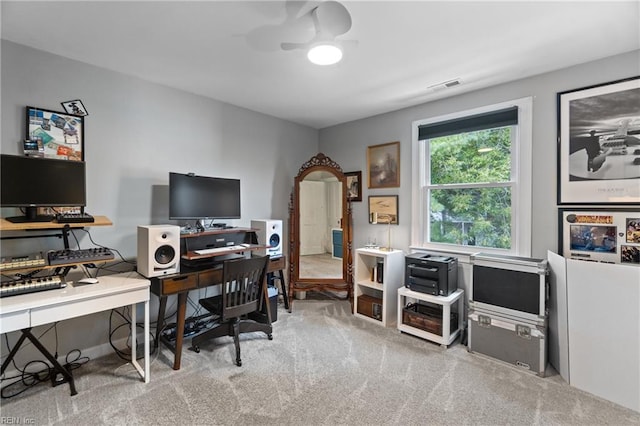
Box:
[0,154,87,223]
[168,172,241,230]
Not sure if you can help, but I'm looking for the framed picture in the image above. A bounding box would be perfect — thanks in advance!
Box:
[557,76,640,204]
[368,195,398,224]
[61,99,88,116]
[345,171,362,202]
[367,141,400,188]
[26,106,84,161]
[558,207,640,266]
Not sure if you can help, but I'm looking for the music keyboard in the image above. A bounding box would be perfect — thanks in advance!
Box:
[56,212,95,223]
[193,245,249,255]
[0,252,46,272]
[0,275,67,298]
[48,248,114,266]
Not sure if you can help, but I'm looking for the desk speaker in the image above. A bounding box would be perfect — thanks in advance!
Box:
[251,219,282,258]
[137,225,180,278]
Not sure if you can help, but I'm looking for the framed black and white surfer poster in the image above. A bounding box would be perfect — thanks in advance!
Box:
[557,77,640,205]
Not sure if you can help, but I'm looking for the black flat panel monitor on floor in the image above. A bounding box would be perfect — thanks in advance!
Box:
[0,154,86,223]
[169,172,241,222]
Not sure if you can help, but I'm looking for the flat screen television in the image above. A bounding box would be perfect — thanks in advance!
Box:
[1,154,86,223]
[169,172,241,222]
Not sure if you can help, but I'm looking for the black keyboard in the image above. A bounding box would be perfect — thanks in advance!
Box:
[56,213,95,223]
[48,248,114,266]
[0,275,66,298]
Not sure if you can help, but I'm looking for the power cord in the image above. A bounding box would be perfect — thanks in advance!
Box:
[108,308,157,361]
[0,325,89,399]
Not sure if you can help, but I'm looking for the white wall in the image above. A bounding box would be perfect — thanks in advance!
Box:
[318,49,640,259]
[1,40,318,364]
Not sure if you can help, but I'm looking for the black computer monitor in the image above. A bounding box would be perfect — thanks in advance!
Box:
[169,172,241,222]
[0,154,86,223]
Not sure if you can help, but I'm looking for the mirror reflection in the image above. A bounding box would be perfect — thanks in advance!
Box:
[299,170,343,279]
[288,153,352,312]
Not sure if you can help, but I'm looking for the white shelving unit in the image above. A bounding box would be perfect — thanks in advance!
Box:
[397,287,464,348]
[353,248,404,327]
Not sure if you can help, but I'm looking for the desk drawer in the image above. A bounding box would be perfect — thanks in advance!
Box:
[0,310,30,334]
[198,269,222,287]
[268,256,285,272]
[160,275,198,295]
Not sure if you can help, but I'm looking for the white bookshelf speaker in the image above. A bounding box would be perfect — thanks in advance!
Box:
[251,219,283,258]
[137,225,180,278]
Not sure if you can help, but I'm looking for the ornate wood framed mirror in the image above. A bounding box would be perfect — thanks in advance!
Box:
[288,153,353,311]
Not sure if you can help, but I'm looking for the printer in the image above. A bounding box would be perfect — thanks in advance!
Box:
[405,253,458,296]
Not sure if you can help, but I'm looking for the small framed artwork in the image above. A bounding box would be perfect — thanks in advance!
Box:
[367,141,400,188]
[557,76,640,204]
[345,171,362,202]
[368,195,398,224]
[558,207,640,266]
[61,99,88,116]
[26,106,84,161]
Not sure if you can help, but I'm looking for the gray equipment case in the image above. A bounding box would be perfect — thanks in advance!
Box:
[468,253,549,376]
[468,308,547,376]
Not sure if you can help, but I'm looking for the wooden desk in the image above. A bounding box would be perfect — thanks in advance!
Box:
[0,271,150,395]
[151,255,286,370]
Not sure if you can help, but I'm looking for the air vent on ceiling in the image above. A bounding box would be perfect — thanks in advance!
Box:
[427,78,463,91]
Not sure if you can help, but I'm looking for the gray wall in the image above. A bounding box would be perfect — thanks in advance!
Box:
[319,49,640,259]
[1,40,318,362]
[2,40,317,247]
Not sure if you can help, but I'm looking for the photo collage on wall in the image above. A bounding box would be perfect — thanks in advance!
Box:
[559,209,640,266]
[26,106,84,161]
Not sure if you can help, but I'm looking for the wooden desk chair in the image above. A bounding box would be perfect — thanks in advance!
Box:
[191,255,272,366]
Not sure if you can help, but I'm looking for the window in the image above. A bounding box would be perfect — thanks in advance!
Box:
[411,98,533,256]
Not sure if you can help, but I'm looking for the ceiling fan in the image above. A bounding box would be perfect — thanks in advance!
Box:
[280,1,356,65]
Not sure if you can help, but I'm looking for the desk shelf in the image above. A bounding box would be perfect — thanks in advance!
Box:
[397,287,464,348]
[1,216,114,278]
[179,227,266,262]
[182,244,269,261]
[1,216,112,231]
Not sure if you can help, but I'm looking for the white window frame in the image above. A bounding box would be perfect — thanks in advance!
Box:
[411,97,533,257]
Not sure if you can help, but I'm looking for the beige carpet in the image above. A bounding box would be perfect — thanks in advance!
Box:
[2,297,639,425]
[299,253,342,279]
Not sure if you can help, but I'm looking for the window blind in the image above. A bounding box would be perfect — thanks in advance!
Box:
[418,106,518,141]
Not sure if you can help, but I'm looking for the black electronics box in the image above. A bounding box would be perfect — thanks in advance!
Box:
[405,253,458,296]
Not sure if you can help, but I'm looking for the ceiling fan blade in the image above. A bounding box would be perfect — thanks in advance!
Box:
[313,1,352,37]
[281,41,309,51]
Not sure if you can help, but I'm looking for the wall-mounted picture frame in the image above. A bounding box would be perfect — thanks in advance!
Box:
[345,171,362,202]
[26,106,84,161]
[368,195,398,224]
[557,76,640,205]
[61,99,88,116]
[367,141,400,189]
[558,207,640,267]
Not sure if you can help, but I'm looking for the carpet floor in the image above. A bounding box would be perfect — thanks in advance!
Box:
[1,298,639,425]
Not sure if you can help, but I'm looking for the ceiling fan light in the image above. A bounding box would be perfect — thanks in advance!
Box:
[307,43,343,65]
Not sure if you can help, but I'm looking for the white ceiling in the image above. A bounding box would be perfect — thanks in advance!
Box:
[2,1,639,129]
